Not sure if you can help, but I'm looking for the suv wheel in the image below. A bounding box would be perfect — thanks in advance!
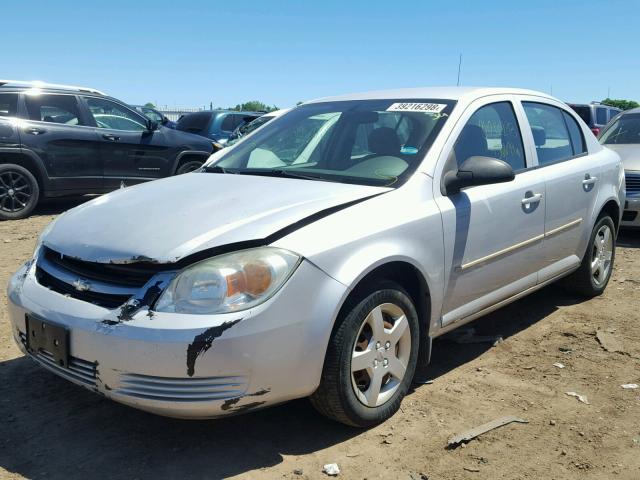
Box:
[563,215,615,296]
[0,164,40,221]
[311,281,419,427]
[176,159,204,175]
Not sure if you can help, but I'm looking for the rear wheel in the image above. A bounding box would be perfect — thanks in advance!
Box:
[0,164,40,220]
[311,281,419,427]
[563,215,615,296]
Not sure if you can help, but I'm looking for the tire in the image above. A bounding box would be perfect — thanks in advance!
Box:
[311,281,420,427]
[0,164,40,221]
[563,214,616,297]
[176,159,204,175]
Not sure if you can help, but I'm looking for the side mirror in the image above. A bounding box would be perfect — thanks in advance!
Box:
[443,156,515,195]
[146,119,159,131]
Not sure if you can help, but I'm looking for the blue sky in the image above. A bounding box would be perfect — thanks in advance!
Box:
[4,0,638,109]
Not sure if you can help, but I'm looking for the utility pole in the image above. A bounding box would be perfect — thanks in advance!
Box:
[456,54,463,86]
[607,86,611,98]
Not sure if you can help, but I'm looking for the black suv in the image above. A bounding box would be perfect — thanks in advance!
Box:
[0,80,213,220]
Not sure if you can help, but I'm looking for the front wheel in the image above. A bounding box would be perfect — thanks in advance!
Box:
[311,281,420,427]
[563,215,616,296]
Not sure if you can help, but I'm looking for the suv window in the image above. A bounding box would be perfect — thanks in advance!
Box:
[85,97,147,131]
[596,107,608,125]
[220,114,248,132]
[523,102,574,165]
[454,102,525,171]
[608,109,621,122]
[176,112,211,134]
[24,94,82,125]
[0,93,18,117]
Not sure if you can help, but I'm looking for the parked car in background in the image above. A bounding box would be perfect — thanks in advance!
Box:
[568,102,622,137]
[599,107,640,228]
[175,110,263,150]
[133,105,176,129]
[0,80,213,220]
[8,87,623,427]
[226,108,290,146]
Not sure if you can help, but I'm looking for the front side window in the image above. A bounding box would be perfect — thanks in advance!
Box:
[453,102,525,171]
[85,97,147,131]
[0,93,18,117]
[600,114,640,144]
[596,107,608,125]
[523,102,574,166]
[210,99,455,187]
[24,94,81,125]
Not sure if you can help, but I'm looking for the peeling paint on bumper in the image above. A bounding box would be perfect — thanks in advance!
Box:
[7,260,347,419]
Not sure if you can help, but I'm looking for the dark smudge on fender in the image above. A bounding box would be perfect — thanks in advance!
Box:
[186,319,242,377]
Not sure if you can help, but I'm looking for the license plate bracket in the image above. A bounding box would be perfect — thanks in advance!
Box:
[25,315,69,368]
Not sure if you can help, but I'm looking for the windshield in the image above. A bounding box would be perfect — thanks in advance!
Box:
[207,99,454,187]
[600,114,640,144]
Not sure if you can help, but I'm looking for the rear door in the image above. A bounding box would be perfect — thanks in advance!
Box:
[82,96,175,189]
[519,99,599,281]
[21,93,102,191]
[434,96,546,325]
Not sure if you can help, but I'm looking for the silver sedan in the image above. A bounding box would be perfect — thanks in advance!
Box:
[7,87,624,426]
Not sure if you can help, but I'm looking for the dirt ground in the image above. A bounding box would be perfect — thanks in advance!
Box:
[1,198,639,480]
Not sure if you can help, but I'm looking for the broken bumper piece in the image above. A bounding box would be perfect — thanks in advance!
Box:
[7,259,347,419]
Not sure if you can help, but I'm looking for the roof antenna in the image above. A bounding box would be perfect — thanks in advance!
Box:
[456,54,463,86]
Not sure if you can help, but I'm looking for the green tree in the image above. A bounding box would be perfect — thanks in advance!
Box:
[143,102,156,109]
[601,98,639,110]
[233,101,278,112]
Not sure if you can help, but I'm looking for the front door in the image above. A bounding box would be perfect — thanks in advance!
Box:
[434,99,546,325]
[21,93,102,191]
[82,96,174,189]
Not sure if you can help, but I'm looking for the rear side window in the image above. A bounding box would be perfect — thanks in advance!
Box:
[0,93,18,117]
[453,102,525,171]
[24,94,81,125]
[220,114,248,132]
[523,102,574,165]
[176,112,211,133]
[596,107,608,125]
[562,112,586,156]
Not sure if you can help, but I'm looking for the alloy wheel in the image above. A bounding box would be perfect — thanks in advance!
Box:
[351,302,412,407]
[0,170,33,213]
[591,224,613,287]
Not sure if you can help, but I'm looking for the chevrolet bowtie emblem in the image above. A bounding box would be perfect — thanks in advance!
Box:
[72,278,91,292]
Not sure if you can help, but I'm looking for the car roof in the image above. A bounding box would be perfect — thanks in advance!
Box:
[619,107,640,115]
[305,86,558,104]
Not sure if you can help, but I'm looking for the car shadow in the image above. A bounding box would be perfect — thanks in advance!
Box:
[0,284,586,480]
[617,229,640,248]
[32,196,96,216]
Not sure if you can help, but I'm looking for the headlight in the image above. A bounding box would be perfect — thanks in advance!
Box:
[155,247,300,314]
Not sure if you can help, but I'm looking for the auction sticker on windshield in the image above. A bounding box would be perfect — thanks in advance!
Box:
[386,102,447,113]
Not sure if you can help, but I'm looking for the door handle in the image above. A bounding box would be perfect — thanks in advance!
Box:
[24,127,46,135]
[102,134,120,141]
[582,174,598,186]
[522,193,543,206]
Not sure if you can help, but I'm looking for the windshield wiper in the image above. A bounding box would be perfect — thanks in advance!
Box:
[203,165,235,174]
[237,168,334,182]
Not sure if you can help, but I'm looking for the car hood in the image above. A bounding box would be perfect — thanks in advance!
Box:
[43,173,389,264]
[604,144,640,171]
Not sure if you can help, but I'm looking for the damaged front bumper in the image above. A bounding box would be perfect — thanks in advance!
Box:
[7,259,347,419]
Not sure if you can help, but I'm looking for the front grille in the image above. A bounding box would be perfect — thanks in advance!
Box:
[116,373,248,402]
[19,331,97,387]
[36,247,168,309]
[626,172,640,195]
